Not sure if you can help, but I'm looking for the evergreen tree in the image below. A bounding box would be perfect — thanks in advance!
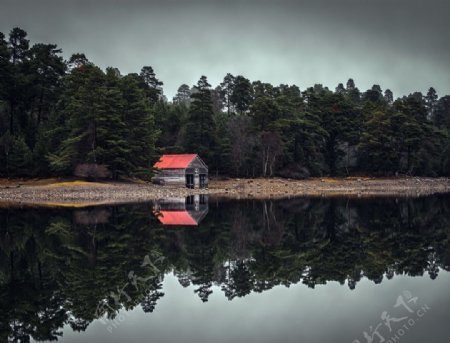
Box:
[250,96,280,130]
[92,71,130,178]
[67,53,90,70]
[231,75,252,115]
[335,83,345,94]
[139,66,163,105]
[0,32,10,100]
[393,94,437,174]
[6,135,32,176]
[120,74,159,177]
[345,78,361,103]
[6,28,30,135]
[47,62,106,174]
[0,32,11,140]
[359,110,398,174]
[8,27,29,65]
[24,42,66,155]
[346,78,355,90]
[425,87,438,119]
[211,86,223,113]
[384,89,394,104]
[219,73,235,115]
[363,84,384,103]
[172,84,191,105]
[183,76,217,163]
[432,95,450,129]
[154,100,187,153]
[252,81,276,99]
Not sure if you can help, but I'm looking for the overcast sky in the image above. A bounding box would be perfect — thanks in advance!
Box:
[1,0,449,99]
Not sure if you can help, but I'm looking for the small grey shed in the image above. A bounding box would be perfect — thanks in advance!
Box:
[152,154,208,188]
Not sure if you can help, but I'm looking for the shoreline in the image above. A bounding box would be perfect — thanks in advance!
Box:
[1,177,450,208]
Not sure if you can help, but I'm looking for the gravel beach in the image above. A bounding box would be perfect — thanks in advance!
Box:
[1,177,450,207]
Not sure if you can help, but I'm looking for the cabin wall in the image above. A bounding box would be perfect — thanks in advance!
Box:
[153,169,186,186]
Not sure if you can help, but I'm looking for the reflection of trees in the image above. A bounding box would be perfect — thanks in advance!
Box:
[141,277,165,313]
[174,196,450,294]
[184,228,217,302]
[0,195,450,341]
[0,206,167,342]
[225,260,254,299]
[0,209,69,341]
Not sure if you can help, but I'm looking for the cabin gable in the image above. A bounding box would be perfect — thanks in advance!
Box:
[187,156,208,171]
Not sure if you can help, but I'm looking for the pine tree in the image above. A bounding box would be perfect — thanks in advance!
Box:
[231,75,252,114]
[345,78,361,104]
[392,95,436,174]
[6,28,30,135]
[359,110,398,174]
[28,43,66,126]
[0,32,11,103]
[219,73,235,115]
[183,76,217,163]
[139,66,163,105]
[120,74,159,177]
[384,89,394,104]
[432,96,450,129]
[335,83,345,94]
[425,87,438,119]
[172,84,191,105]
[92,72,130,179]
[48,62,106,174]
[6,135,32,176]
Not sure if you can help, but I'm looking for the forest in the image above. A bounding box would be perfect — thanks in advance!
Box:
[1,27,450,179]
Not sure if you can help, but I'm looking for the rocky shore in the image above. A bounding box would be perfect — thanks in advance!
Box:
[1,177,450,207]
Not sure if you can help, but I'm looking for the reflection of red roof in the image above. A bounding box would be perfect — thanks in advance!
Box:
[156,211,198,226]
[154,154,197,169]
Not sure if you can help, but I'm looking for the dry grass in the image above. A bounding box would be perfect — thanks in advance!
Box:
[319,178,341,183]
[0,178,59,186]
[46,180,108,188]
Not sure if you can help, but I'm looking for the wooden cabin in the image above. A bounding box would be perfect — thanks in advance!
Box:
[152,154,208,188]
[153,195,209,226]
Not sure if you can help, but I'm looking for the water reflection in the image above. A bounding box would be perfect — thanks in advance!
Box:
[0,195,449,341]
[153,195,209,226]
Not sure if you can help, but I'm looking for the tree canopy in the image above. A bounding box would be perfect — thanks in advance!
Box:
[1,27,450,179]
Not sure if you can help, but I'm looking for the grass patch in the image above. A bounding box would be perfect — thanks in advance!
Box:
[47,180,108,188]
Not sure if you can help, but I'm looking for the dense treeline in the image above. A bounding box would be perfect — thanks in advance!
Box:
[1,196,450,340]
[1,27,450,179]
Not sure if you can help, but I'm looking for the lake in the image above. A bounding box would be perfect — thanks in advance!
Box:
[1,195,449,343]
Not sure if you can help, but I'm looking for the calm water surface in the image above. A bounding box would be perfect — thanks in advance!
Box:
[1,195,449,343]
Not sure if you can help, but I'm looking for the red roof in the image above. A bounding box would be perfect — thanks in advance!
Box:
[155,211,198,226]
[154,154,197,169]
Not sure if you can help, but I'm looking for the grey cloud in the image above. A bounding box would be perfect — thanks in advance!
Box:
[1,0,449,98]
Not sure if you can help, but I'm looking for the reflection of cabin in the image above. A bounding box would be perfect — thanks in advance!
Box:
[152,154,208,188]
[153,195,209,226]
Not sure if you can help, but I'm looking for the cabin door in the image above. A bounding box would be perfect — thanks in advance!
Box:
[186,174,194,188]
[199,174,207,188]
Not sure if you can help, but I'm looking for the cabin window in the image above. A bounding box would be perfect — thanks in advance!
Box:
[186,174,194,188]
